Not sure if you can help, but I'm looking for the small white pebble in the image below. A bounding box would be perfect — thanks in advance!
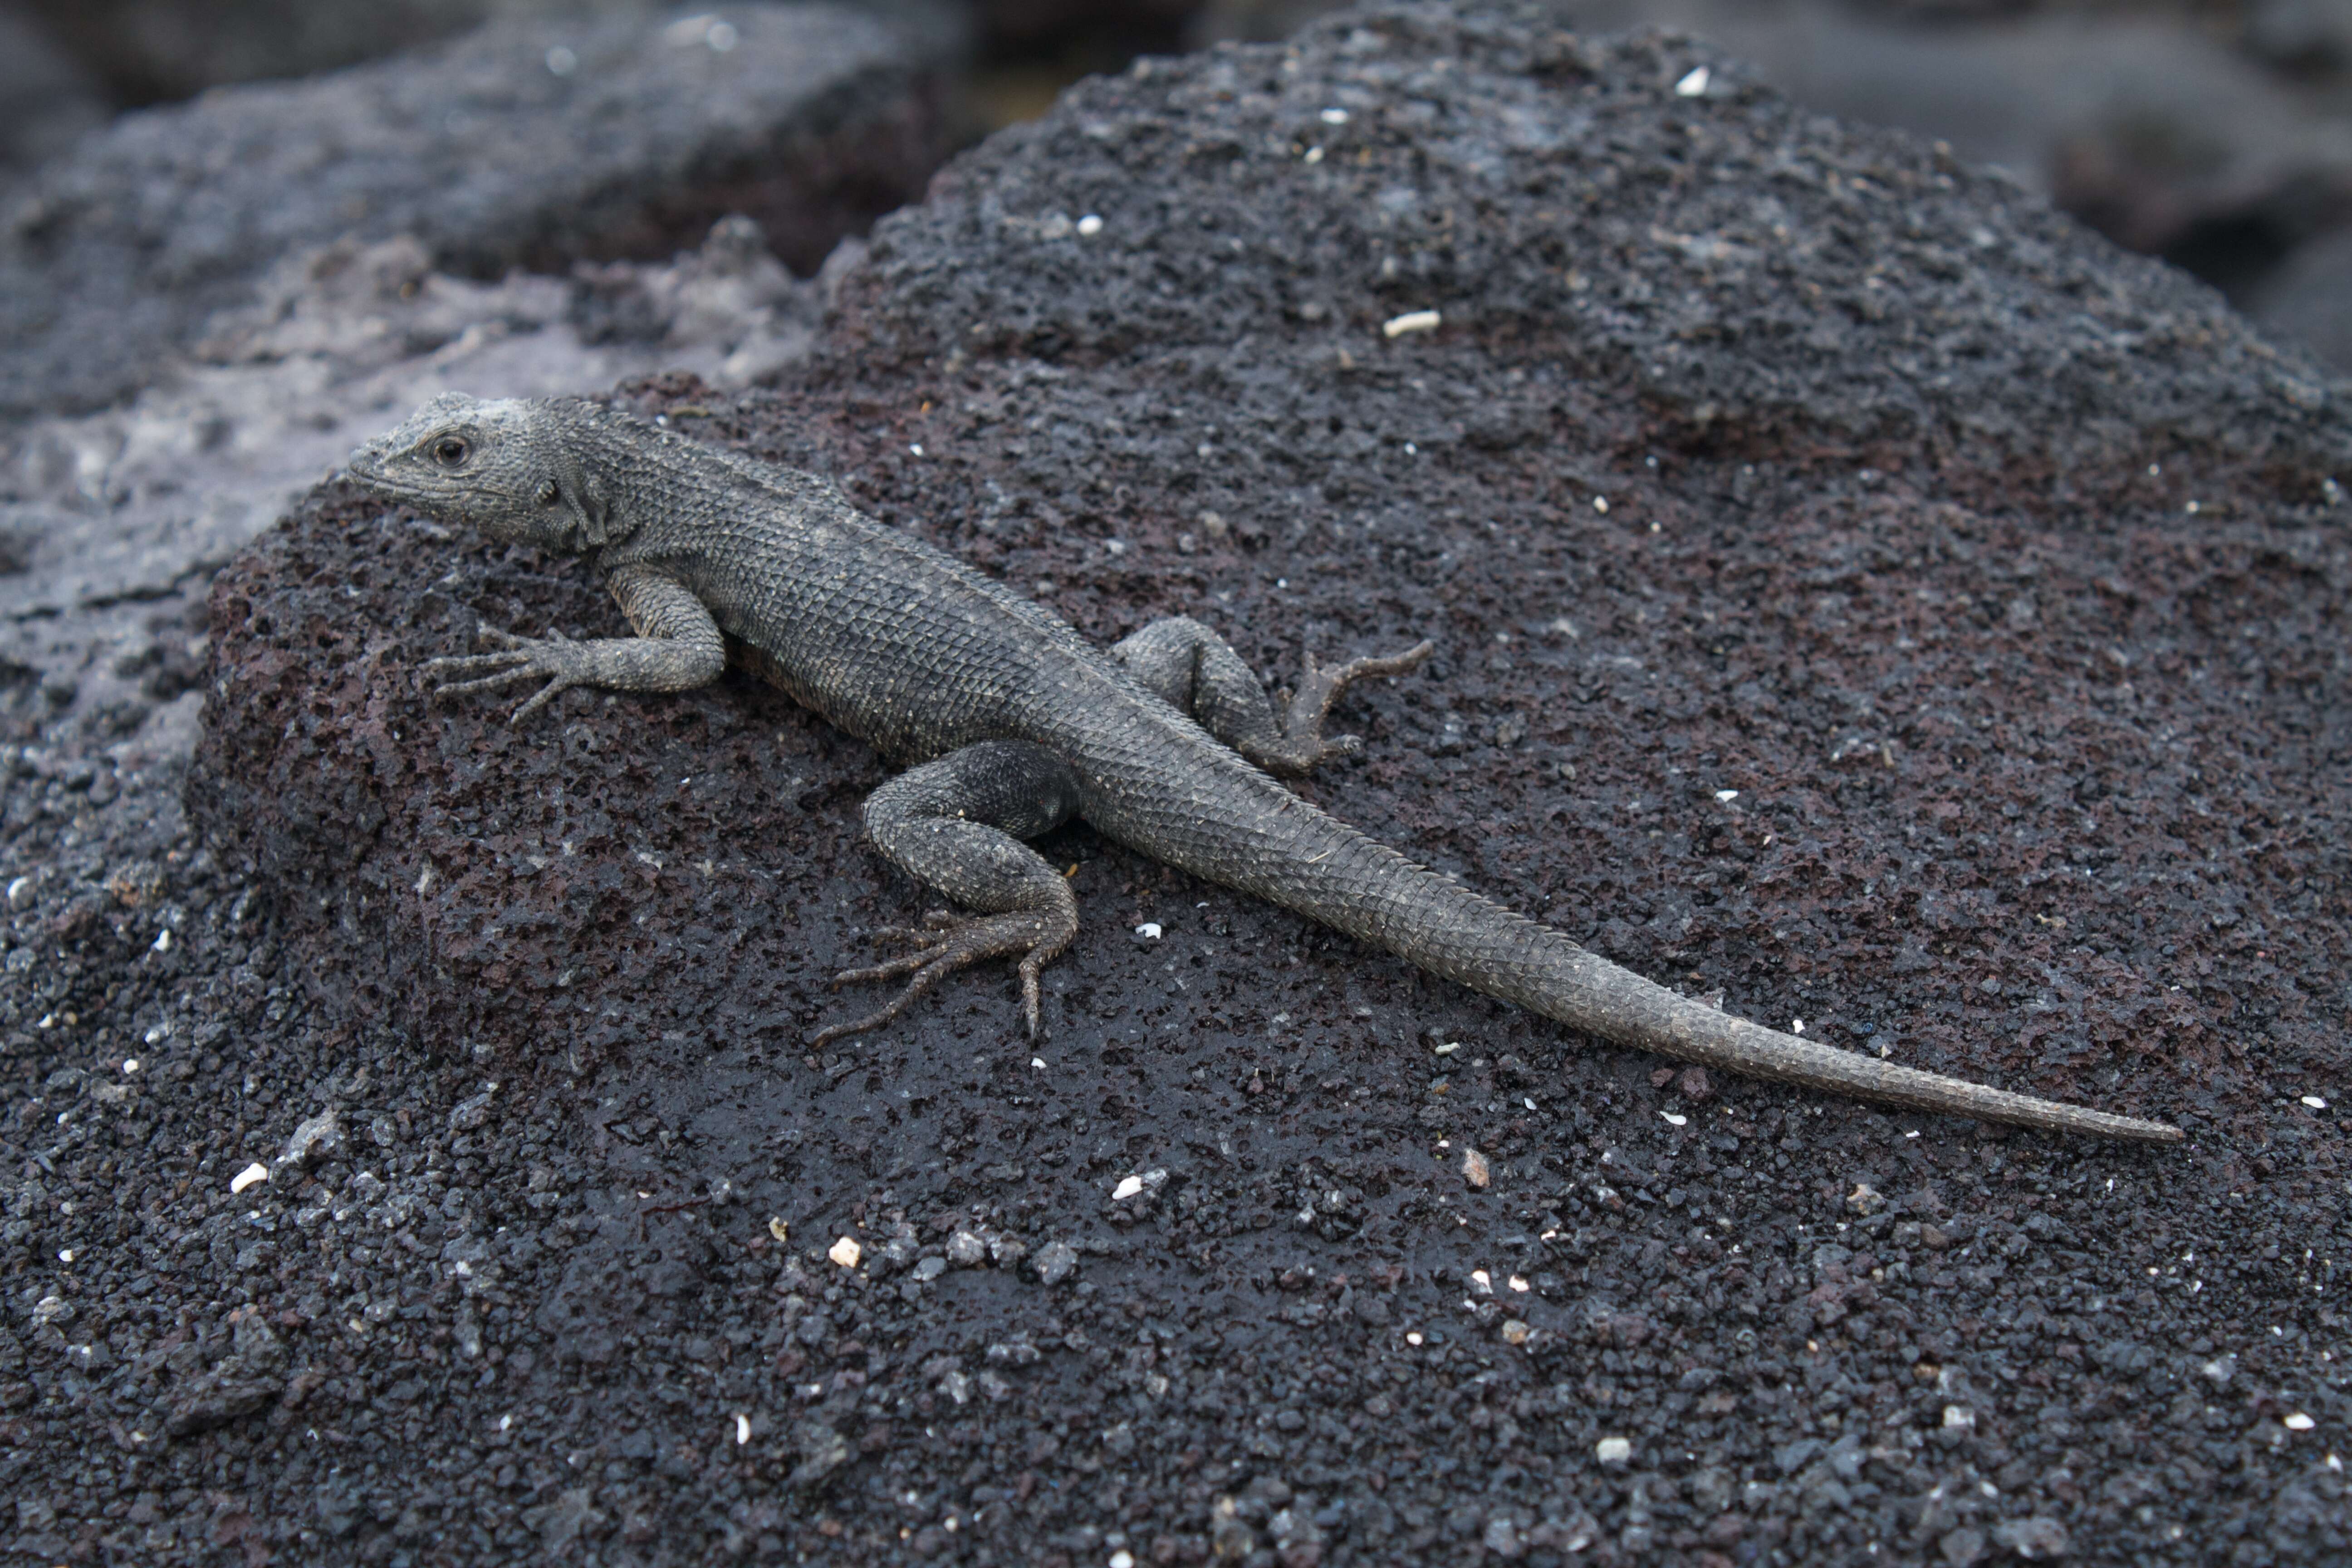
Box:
[1303,145,1324,165]
[1661,1112,1687,1127]
[1113,1175,1146,1201]
[2186,500,2201,514]
[909,443,923,457]
[1135,922,1162,939]
[500,1413,514,1432]
[768,1217,789,1243]
[1944,1405,1975,1429]
[1596,1436,1633,1464]
[1592,495,1609,514]
[1905,1130,1920,1139]
[1110,1553,1136,1568]
[1523,1097,1536,1111]
[1792,1019,1806,1034]
[1674,65,1710,97]
[1030,1056,1046,1070]
[1406,1331,1424,1345]
[145,1025,166,1044]
[2303,1095,2328,1109]
[230,1161,269,1194]
[1469,1269,1492,1294]
[122,1058,139,1074]
[545,45,576,76]
[2283,1413,2315,1431]
[1432,1040,1462,1056]
[58,1249,73,1263]
[1382,309,1441,338]
[1509,1275,1530,1292]
[1077,214,1102,237]
[151,928,172,952]
[1320,108,1349,124]
[828,1236,862,1268]
[7,875,32,908]
[1715,789,1739,803]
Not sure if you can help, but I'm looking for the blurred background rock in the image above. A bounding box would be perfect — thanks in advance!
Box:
[7,0,2351,369]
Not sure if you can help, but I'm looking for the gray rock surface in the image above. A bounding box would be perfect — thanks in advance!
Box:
[19,0,645,103]
[135,5,2344,1561]
[0,8,109,175]
[2249,221,2352,371]
[0,218,845,788]
[0,0,963,419]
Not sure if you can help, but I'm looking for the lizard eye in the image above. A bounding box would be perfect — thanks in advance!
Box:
[430,436,471,468]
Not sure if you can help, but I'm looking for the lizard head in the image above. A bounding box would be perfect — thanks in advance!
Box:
[348,393,617,551]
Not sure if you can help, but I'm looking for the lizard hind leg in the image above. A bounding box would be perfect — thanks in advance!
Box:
[813,741,1083,1046]
[1109,615,1433,776]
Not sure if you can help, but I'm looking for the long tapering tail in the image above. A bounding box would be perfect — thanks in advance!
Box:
[1211,803,2183,1144]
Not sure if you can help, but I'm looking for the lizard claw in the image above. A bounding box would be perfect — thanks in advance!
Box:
[810,906,1076,1047]
[1267,637,1435,770]
[421,624,583,724]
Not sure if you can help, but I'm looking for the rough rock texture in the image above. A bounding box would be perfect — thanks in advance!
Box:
[0,218,843,800]
[0,1,962,417]
[12,6,2349,1564]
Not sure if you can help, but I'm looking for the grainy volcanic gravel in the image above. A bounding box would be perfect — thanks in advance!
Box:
[9,6,2351,1564]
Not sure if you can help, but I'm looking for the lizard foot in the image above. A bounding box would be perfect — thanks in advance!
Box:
[420,627,586,724]
[1268,638,1435,768]
[811,905,1078,1047]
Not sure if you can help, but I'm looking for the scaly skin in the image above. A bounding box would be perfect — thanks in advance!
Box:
[346,394,2184,1143]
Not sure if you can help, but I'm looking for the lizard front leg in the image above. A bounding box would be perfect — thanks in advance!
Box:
[1109,616,1432,776]
[423,564,725,723]
[816,740,1084,1046]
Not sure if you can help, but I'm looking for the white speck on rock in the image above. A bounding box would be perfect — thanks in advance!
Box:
[230,1161,269,1194]
[1135,922,1161,939]
[828,1236,862,1268]
[1321,108,1349,124]
[1382,309,1441,338]
[1715,789,1739,803]
[2283,1413,2316,1431]
[1674,65,1710,97]
[1077,214,1103,237]
[1112,1175,1145,1200]
[735,1413,751,1445]
[2303,1095,2328,1109]
[1596,1436,1632,1464]
[1661,1112,1687,1127]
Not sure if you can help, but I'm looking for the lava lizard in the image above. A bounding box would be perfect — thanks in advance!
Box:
[347,393,2181,1143]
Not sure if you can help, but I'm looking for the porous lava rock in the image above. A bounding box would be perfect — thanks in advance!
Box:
[171,5,2351,1560]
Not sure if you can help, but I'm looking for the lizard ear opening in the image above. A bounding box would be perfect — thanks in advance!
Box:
[550,453,614,546]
